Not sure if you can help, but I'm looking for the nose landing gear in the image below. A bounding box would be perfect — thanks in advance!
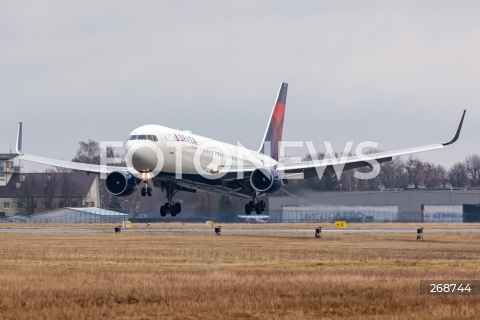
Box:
[140,181,153,197]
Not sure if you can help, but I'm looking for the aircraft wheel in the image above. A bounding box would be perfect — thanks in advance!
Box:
[255,203,262,214]
[170,204,177,216]
[147,187,153,196]
[141,187,147,197]
[245,204,252,215]
[160,206,167,217]
[260,200,266,211]
[174,202,181,214]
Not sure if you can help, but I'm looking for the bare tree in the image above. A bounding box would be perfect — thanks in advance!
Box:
[422,163,447,188]
[465,154,480,187]
[42,171,58,211]
[57,174,84,207]
[16,174,43,215]
[448,162,468,187]
[403,156,425,187]
[71,139,125,208]
[378,157,407,189]
[72,140,100,165]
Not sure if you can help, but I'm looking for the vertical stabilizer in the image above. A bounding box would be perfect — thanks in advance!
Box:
[258,82,287,161]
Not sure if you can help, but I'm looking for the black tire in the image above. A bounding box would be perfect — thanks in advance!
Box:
[170,204,177,216]
[255,203,262,214]
[141,187,147,197]
[245,204,252,215]
[249,200,254,207]
[160,206,167,217]
[174,202,181,214]
[147,187,153,196]
[260,200,266,211]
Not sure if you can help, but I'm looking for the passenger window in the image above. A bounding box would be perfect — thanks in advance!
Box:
[129,135,137,140]
[137,135,147,140]
[153,135,158,142]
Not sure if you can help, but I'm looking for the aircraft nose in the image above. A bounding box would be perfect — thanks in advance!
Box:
[132,147,158,172]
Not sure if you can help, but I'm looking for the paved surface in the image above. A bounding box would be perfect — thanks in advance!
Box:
[0,228,478,233]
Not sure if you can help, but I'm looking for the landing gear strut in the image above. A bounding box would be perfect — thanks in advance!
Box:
[244,197,266,215]
[160,182,182,217]
[140,180,153,197]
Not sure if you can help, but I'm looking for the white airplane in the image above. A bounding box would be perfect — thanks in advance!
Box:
[15,83,466,217]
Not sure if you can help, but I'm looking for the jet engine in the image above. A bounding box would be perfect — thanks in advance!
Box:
[105,171,137,196]
[249,168,282,194]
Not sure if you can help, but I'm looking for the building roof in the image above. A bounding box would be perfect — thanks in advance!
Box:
[30,207,128,218]
[0,172,97,198]
[0,154,18,161]
[66,207,128,216]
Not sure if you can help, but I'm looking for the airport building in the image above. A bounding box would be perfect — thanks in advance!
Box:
[28,207,128,223]
[0,154,101,217]
[268,190,480,223]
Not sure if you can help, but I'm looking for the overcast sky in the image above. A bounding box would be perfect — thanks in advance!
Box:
[0,1,478,171]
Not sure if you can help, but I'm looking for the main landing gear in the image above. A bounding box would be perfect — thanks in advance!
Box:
[140,181,153,197]
[244,197,266,215]
[160,182,182,217]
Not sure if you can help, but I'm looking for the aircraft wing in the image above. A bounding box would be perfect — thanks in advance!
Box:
[19,154,130,175]
[277,110,466,179]
[15,123,130,174]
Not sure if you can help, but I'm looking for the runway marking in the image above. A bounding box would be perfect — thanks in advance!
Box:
[0,228,478,233]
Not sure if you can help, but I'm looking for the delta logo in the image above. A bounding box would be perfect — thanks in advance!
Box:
[174,133,198,145]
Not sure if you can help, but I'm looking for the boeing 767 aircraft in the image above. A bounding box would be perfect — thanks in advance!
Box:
[15,83,466,216]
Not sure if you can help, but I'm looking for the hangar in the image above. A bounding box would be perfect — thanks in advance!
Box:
[268,190,480,223]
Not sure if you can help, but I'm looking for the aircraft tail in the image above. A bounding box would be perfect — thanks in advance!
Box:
[258,82,288,161]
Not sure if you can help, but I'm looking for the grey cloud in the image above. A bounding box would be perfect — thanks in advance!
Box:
[0,1,478,168]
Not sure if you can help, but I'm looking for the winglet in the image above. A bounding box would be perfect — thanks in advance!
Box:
[442,110,466,146]
[16,122,23,154]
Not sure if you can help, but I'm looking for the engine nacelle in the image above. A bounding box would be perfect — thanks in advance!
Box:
[249,168,282,194]
[105,171,137,196]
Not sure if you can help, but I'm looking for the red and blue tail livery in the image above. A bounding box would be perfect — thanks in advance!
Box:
[258,82,288,161]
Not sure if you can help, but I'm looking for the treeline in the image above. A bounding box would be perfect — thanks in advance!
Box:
[284,153,480,193]
[15,171,88,215]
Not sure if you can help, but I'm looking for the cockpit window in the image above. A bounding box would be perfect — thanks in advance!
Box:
[129,134,158,141]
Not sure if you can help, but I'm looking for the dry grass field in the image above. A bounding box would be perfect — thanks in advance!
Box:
[0,226,479,319]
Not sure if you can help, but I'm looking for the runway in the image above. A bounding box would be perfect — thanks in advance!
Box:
[0,228,478,233]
